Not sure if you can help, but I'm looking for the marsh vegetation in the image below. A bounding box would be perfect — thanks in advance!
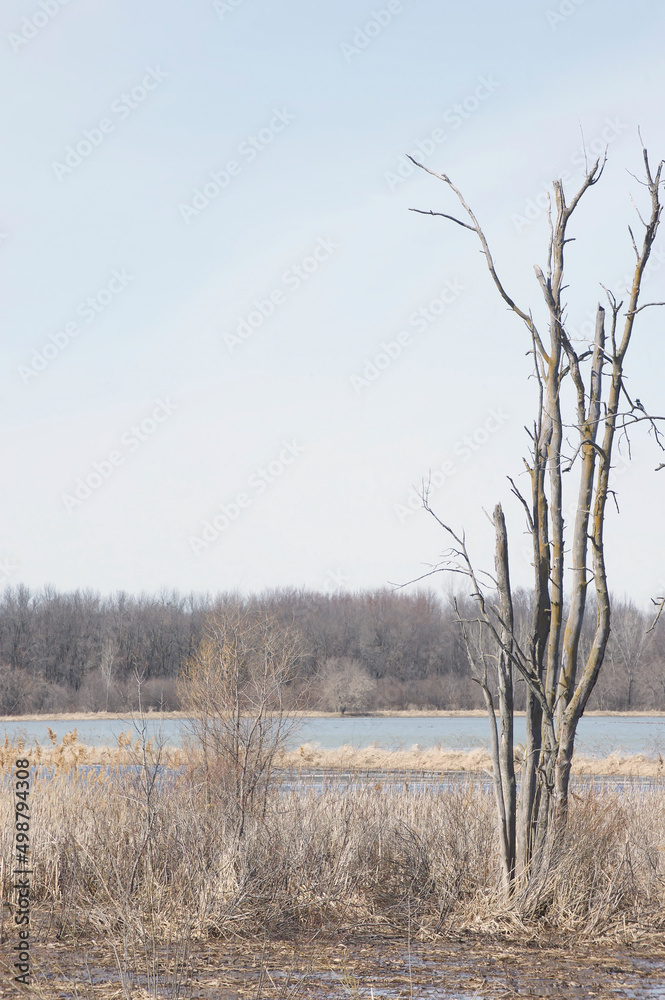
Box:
[2,729,665,998]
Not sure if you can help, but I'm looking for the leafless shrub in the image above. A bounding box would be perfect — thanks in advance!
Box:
[318,657,377,713]
[177,604,307,838]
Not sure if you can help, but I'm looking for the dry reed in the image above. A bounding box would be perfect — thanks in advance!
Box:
[1,730,664,955]
[7,731,662,777]
[279,741,665,777]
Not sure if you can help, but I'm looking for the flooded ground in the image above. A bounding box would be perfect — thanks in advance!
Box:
[6,934,665,999]
[275,767,664,794]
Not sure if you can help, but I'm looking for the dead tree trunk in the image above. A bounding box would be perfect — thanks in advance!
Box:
[410,144,664,893]
[493,504,516,890]
[452,504,516,892]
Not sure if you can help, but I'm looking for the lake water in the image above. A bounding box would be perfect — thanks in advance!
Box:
[2,714,665,757]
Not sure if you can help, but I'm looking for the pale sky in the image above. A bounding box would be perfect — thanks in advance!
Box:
[2,0,664,605]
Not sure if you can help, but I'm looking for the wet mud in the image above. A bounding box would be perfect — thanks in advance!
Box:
[4,933,665,999]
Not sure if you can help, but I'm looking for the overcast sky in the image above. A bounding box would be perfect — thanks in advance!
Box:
[2,0,664,606]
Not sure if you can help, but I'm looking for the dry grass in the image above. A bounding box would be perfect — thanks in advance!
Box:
[6,730,663,777]
[1,731,664,952]
[2,727,664,999]
[0,729,187,772]
[280,741,665,777]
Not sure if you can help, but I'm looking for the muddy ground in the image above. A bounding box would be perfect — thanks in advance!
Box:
[2,932,665,999]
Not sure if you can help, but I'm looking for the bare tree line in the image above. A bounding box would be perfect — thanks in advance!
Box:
[0,582,661,715]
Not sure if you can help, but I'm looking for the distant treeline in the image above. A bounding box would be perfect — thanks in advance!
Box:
[0,584,662,715]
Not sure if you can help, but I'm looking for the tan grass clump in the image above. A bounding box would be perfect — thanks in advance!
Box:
[0,735,664,951]
[279,742,665,777]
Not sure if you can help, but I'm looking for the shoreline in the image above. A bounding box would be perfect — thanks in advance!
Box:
[2,708,665,722]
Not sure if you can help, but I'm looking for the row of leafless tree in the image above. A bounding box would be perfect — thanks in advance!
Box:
[0,582,662,715]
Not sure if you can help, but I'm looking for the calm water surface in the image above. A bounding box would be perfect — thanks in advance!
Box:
[2,714,665,756]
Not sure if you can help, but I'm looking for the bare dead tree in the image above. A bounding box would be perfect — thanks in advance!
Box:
[647,596,665,633]
[408,143,665,892]
[435,505,516,893]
